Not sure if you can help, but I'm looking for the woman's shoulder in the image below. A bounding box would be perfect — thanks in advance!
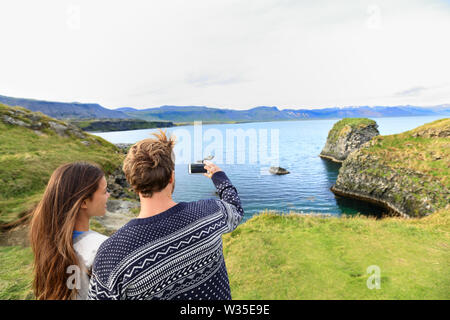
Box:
[78,230,108,242]
[73,230,109,269]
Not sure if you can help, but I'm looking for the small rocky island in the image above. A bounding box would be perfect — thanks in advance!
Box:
[269,166,290,175]
[330,118,450,218]
[320,118,380,162]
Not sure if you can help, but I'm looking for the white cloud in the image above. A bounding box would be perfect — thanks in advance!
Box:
[0,0,449,110]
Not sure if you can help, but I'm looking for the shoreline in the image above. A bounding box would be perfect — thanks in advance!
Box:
[90,115,449,134]
[330,185,411,219]
[318,153,344,163]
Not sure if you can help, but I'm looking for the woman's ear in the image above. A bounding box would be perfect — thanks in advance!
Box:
[80,199,88,210]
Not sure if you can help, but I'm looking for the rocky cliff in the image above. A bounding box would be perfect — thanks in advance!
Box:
[69,119,174,132]
[0,103,127,226]
[1,105,88,140]
[0,94,130,119]
[331,118,450,218]
[320,118,380,162]
[1,105,137,200]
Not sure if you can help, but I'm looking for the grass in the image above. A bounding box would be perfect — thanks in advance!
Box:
[326,118,377,144]
[363,119,450,186]
[347,118,450,215]
[0,246,34,299]
[223,209,450,300]
[1,207,448,300]
[0,103,125,225]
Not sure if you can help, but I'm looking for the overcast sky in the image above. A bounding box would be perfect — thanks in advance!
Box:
[0,0,449,110]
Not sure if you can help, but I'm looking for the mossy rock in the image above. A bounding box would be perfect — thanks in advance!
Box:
[332,118,450,217]
[320,118,379,162]
[0,103,124,225]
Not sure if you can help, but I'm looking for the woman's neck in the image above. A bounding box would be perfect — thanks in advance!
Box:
[74,211,90,231]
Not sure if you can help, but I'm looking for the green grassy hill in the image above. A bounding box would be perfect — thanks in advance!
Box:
[222,209,449,299]
[1,208,448,299]
[0,103,124,226]
[325,118,377,144]
[320,117,380,163]
[333,118,450,217]
[0,109,448,300]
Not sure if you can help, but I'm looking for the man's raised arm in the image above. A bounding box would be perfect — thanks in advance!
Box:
[204,161,244,233]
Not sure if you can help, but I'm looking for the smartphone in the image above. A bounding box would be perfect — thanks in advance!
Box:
[188,163,207,174]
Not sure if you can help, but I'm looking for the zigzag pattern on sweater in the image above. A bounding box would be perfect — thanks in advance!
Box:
[88,220,228,300]
[125,233,224,294]
[126,236,224,297]
[88,171,244,300]
[110,220,227,293]
[104,208,225,288]
[128,248,224,299]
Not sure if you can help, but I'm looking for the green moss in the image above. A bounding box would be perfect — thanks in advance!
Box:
[355,118,450,215]
[327,118,377,144]
[0,103,124,224]
[332,119,448,218]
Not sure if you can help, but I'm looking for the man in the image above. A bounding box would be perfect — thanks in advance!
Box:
[88,130,244,300]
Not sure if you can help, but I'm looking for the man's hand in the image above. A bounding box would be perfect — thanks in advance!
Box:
[203,160,222,178]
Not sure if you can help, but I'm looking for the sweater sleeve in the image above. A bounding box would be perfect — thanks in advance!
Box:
[211,171,244,233]
[88,270,121,300]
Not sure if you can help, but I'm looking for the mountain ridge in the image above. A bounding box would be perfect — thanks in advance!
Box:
[0,94,130,120]
[119,104,450,122]
[1,93,449,122]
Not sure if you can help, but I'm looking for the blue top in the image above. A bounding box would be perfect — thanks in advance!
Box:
[88,171,244,300]
[73,230,86,240]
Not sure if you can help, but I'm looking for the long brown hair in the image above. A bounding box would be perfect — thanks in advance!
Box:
[29,162,104,300]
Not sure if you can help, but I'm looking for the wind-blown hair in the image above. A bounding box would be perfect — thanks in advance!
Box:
[29,162,104,300]
[122,129,176,198]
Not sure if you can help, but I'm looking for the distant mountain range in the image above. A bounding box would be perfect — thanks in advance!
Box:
[0,94,130,119]
[1,94,449,123]
[117,104,450,122]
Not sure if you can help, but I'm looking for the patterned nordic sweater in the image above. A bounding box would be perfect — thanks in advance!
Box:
[88,171,244,300]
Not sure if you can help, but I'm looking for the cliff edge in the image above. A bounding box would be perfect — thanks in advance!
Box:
[320,118,380,162]
[0,103,125,226]
[331,118,450,218]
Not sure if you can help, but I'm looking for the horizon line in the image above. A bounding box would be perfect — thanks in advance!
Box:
[0,93,449,112]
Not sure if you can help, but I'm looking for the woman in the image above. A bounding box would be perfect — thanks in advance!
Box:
[29,162,110,300]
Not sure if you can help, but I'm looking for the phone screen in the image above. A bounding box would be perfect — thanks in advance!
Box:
[189,163,207,174]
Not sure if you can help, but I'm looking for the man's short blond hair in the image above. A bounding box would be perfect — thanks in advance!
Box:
[123,129,176,198]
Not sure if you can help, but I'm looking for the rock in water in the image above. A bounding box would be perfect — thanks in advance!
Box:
[320,118,379,163]
[269,166,290,175]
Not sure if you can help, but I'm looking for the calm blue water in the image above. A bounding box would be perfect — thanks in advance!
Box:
[92,116,447,221]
